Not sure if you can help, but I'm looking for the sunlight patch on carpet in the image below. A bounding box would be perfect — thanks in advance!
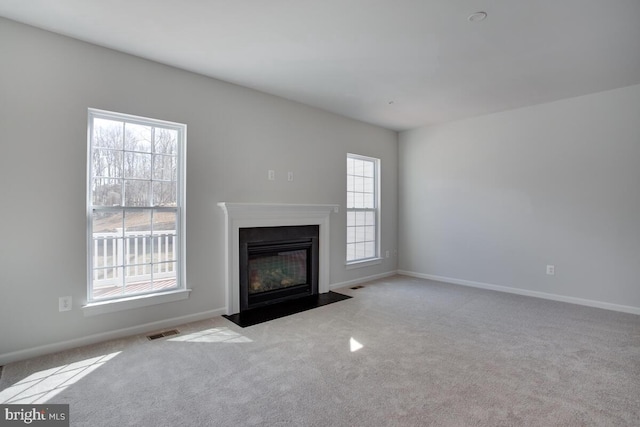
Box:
[0,352,121,404]
[167,327,252,343]
[350,337,364,352]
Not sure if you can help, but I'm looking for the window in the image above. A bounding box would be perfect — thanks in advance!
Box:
[346,153,380,263]
[87,109,186,302]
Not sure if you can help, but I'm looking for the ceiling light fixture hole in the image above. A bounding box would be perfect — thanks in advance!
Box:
[468,11,487,22]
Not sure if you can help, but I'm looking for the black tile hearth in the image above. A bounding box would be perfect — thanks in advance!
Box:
[223,291,352,328]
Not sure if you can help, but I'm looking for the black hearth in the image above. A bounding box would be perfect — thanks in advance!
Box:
[239,225,319,312]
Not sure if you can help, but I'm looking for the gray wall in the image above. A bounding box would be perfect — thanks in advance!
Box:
[399,84,640,310]
[0,18,398,361]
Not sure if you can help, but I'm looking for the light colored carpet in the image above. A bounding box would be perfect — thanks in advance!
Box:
[1,276,639,426]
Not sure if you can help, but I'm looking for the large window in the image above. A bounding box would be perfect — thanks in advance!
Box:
[346,153,380,263]
[87,109,186,302]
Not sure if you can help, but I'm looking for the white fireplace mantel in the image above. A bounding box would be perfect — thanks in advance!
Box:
[218,202,339,315]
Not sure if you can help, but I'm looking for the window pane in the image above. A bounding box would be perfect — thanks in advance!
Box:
[354,176,364,192]
[92,178,122,206]
[365,226,376,241]
[365,211,375,225]
[124,272,152,296]
[124,262,152,280]
[124,180,151,206]
[92,210,123,233]
[125,209,151,233]
[154,128,178,155]
[92,149,123,178]
[92,265,123,300]
[364,193,374,208]
[154,211,176,231]
[124,123,152,152]
[123,211,153,266]
[125,237,152,266]
[347,157,354,175]
[153,182,177,206]
[347,226,356,244]
[346,175,353,192]
[363,161,374,178]
[153,263,178,290]
[93,118,123,150]
[347,211,355,226]
[355,243,365,259]
[354,159,364,176]
[346,243,356,262]
[124,152,152,179]
[364,177,374,193]
[154,212,177,263]
[93,267,120,282]
[153,155,177,181]
[355,212,366,226]
[92,238,120,268]
[124,241,149,270]
[92,211,123,272]
[346,191,355,209]
[354,193,364,208]
[364,242,375,258]
[153,231,177,263]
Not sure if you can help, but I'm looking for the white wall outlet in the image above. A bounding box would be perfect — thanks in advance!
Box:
[287,171,294,182]
[268,170,275,181]
[546,265,555,276]
[385,250,390,258]
[333,206,339,213]
[59,296,72,312]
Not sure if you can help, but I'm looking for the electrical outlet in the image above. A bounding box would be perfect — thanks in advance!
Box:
[385,250,390,258]
[546,265,555,276]
[287,171,294,182]
[59,296,72,312]
[268,170,275,181]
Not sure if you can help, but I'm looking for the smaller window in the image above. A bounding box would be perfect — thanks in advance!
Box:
[346,153,380,263]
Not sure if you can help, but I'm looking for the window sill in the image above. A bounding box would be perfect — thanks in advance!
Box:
[346,257,383,270]
[83,289,191,316]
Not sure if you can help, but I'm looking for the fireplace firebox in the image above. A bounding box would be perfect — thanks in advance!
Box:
[239,225,319,311]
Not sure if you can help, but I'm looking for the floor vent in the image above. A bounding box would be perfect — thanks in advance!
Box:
[350,285,365,290]
[147,329,179,340]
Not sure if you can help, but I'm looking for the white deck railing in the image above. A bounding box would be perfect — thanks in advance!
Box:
[93,230,176,288]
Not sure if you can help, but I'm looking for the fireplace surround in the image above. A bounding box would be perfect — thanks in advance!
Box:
[218,203,338,315]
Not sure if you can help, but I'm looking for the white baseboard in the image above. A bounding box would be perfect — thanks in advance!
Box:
[397,270,640,316]
[0,308,226,366]
[330,270,398,291]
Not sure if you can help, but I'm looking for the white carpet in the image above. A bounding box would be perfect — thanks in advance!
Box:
[1,276,639,426]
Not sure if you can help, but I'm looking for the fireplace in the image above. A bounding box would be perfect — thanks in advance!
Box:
[218,203,338,315]
[239,226,319,311]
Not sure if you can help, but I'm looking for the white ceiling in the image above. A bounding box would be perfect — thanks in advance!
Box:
[1,0,640,131]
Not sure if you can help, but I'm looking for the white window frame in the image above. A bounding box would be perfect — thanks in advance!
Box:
[84,109,188,314]
[346,153,381,268]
